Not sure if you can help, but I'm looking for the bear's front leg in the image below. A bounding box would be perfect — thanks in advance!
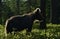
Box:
[26,25,32,35]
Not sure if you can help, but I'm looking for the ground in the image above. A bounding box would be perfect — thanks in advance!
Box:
[0,23,60,39]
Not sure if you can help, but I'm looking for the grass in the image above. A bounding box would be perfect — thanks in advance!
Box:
[0,23,60,39]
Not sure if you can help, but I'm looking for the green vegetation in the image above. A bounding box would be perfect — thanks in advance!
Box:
[0,23,60,39]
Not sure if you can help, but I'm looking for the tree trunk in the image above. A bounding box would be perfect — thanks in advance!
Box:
[40,0,46,29]
[51,0,60,24]
[0,0,1,3]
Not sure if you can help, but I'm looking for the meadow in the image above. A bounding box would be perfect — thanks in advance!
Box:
[0,23,60,39]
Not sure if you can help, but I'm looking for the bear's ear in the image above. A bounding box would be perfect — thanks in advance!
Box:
[33,8,41,13]
[36,8,41,14]
[37,9,40,13]
[36,8,41,12]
